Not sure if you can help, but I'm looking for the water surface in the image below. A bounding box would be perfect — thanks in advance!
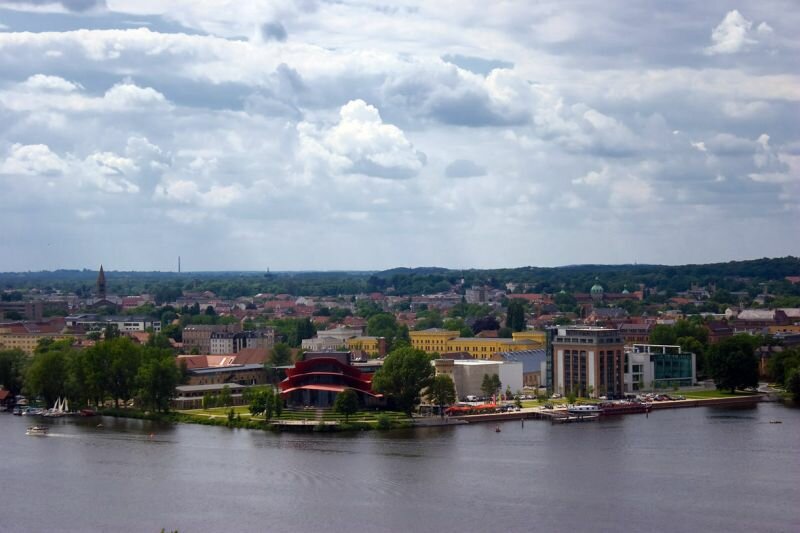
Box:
[1,403,798,532]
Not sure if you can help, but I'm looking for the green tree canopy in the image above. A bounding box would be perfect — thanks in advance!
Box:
[427,374,456,418]
[333,388,359,422]
[505,299,526,332]
[708,335,759,393]
[372,347,434,414]
[481,373,501,399]
[0,348,27,396]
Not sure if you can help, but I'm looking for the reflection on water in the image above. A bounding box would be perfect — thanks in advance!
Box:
[1,403,799,533]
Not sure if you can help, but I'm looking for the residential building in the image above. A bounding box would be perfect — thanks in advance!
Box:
[65,314,161,334]
[0,301,43,321]
[0,321,77,355]
[209,329,275,355]
[620,323,653,345]
[548,326,625,397]
[183,324,242,353]
[624,344,696,391]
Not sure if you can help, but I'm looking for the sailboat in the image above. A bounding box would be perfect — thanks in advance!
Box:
[44,397,68,417]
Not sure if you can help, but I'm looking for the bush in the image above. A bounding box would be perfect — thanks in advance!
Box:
[376,413,392,430]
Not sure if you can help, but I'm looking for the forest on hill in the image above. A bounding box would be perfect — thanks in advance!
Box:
[1,257,799,300]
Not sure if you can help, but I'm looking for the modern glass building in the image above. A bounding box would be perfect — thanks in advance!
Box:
[625,344,696,391]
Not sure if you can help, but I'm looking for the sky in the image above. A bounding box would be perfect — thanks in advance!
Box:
[0,0,798,272]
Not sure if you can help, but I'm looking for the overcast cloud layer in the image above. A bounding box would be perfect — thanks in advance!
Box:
[0,1,798,271]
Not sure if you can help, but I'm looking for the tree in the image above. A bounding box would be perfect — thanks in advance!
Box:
[786,369,800,403]
[219,385,233,407]
[367,313,398,345]
[427,375,456,418]
[505,299,526,332]
[136,347,180,412]
[25,347,70,407]
[481,373,501,400]
[372,347,434,414]
[472,315,500,334]
[271,343,292,367]
[249,387,280,421]
[333,388,359,422]
[0,349,27,396]
[708,335,759,393]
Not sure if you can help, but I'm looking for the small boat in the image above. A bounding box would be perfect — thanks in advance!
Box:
[80,408,97,417]
[769,420,782,424]
[567,404,602,415]
[26,426,49,436]
[495,426,501,433]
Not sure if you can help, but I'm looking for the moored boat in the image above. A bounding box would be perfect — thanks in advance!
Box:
[599,401,652,415]
[567,404,602,415]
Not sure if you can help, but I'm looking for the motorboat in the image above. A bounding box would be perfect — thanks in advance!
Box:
[567,404,602,415]
[26,426,49,436]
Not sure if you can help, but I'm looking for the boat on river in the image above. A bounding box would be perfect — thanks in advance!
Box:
[599,401,652,415]
[568,404,602,415]
[26,426,49,436]
[43,397,69,417]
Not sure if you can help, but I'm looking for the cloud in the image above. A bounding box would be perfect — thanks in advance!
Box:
[2,0,106,13]
[445,159,487,178]
[260,22,287,42]
[0,75,171,114]
[298,99,426,179]
[705,10,761,55]
[154,179,243,208]
[0,143,67,175]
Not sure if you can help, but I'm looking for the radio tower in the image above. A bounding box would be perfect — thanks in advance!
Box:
[178,256,181,273]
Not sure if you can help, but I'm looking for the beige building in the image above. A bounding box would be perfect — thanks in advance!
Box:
[433,359,523,400]
[550,326,625,397]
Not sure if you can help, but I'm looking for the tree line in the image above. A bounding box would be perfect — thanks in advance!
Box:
[0,335,181,413]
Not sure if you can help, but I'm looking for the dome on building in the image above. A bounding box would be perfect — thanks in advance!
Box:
[590,279,604,301]
[622,287,630,294]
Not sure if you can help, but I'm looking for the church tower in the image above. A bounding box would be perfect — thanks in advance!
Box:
[96,265,107,300]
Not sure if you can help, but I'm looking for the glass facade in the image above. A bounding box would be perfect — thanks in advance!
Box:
[652,353,693,387]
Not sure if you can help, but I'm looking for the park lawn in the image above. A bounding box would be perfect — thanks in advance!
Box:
[275,410,410,423]
[180,405,255,418]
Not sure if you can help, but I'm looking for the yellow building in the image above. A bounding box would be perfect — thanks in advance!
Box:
[410,329,460,354]
[511,331,546,345]
[346,336,386,357]
[410,328,543,360]
[769,325,800,334]
[0,333,75,355]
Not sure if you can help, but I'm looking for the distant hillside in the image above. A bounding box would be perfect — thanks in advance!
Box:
[1,256,798,299]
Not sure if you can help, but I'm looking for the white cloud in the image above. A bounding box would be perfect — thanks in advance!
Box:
[0,76,171,114]
[298,99,425,180]
[0,143,68,175]
[705,10,760,55]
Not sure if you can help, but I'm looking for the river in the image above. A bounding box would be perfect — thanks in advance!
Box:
[1,402,798,533]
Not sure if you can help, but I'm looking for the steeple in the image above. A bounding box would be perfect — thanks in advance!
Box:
[96,265,107,300]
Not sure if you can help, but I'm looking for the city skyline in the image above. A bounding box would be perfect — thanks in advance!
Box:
[0,1,798,271]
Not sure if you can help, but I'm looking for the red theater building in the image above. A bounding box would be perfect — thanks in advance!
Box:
[279,351,384,408]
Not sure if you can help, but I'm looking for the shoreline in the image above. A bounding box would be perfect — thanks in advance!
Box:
[88,394,768,432]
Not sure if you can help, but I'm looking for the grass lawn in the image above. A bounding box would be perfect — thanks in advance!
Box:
[180,406,254,418]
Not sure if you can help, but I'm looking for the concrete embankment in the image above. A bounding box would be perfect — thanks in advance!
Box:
[649,394,763,410]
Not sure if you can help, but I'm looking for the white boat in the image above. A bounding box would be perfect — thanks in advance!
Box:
[567,404,602,415]
[26,426,49,436]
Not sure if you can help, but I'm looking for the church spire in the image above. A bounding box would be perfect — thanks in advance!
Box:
[96,265,107,300]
